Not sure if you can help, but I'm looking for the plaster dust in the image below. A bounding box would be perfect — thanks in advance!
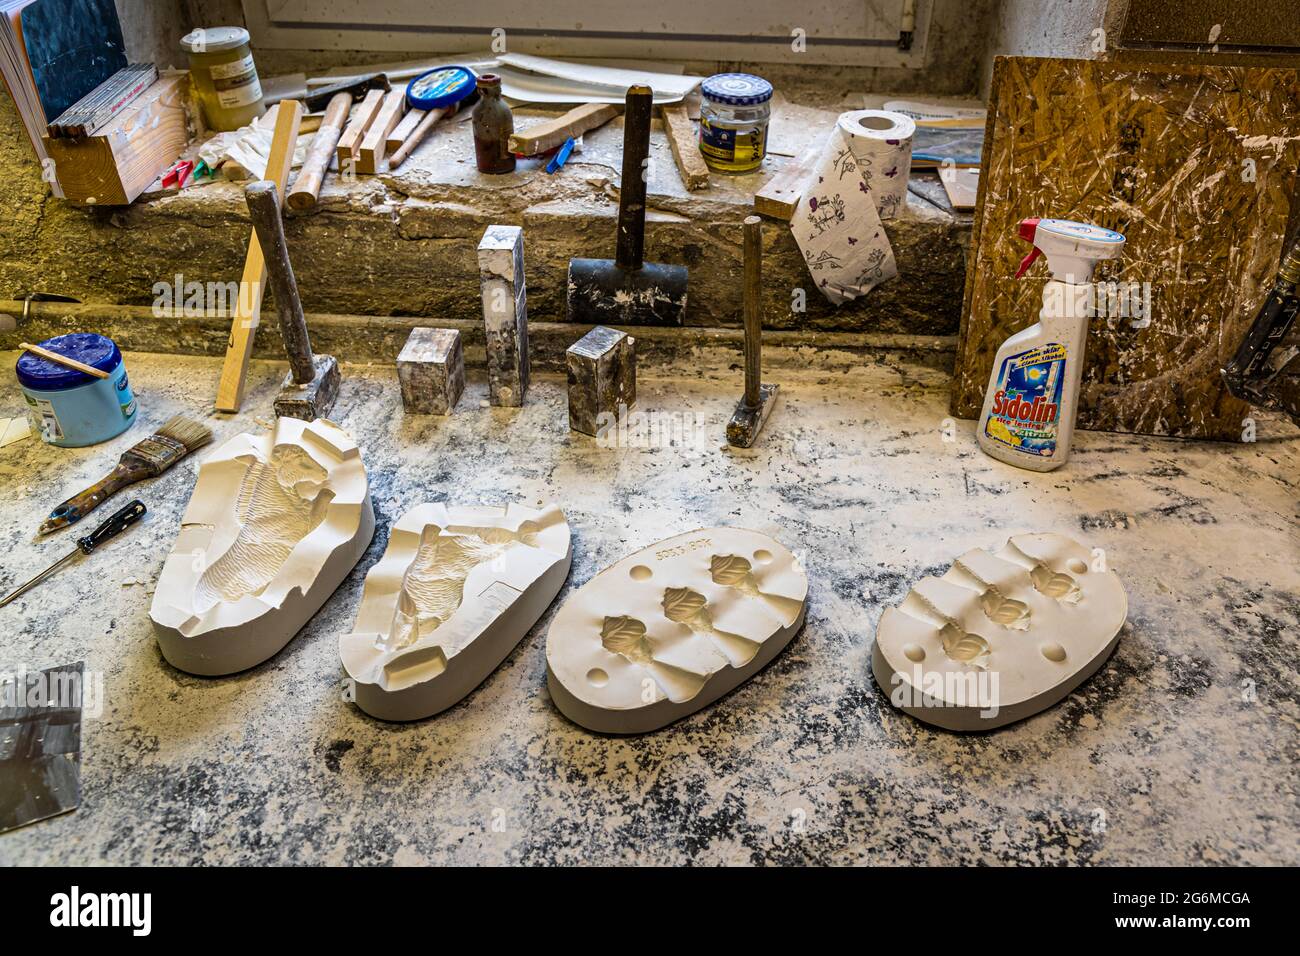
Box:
[0,348,1296,865]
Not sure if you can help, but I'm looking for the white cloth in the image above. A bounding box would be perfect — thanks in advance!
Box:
[792,110,915,306]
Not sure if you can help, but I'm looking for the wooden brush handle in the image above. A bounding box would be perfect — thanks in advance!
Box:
[41,460,151,533]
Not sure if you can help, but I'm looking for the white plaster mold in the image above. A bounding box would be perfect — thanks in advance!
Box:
[340,502,572,721]
[546,528,808,734]
[150,418,375,676]
[872,532,1126,731]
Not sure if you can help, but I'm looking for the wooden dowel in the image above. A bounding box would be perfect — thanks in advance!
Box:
[20,342,110,379]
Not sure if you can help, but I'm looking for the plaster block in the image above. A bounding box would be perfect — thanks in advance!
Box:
[478,224,529,407]
[566,325,636,436]
[397,327,464,415]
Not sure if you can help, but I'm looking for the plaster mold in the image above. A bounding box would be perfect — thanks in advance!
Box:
[872,532,1126,731]
[546,528,808,734]
[340,502,571,721]
[150,418,374,676]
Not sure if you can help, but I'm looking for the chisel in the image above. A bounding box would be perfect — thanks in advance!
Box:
[0,501,147,608]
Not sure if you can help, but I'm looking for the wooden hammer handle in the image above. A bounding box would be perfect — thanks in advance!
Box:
[246,181,316,383]
[388,105,450,169]
[287,93,352,212]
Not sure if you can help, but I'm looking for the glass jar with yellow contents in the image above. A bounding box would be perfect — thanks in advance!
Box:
[698,73,773,174]
[180,27,264,131]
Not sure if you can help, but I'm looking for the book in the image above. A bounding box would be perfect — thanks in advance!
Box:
[0,0,130,193]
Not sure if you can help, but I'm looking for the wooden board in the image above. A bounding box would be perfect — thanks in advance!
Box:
[357,89,408,174]
[508,103,619,156]
[941,167,979,211]
[43,74,188,205]
[954,57,1300,440]
[753,132,829,222]
[215,99,303,413]
[660,103,709,191]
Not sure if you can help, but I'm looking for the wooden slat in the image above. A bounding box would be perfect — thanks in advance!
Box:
[387,106,426,152]
[507,103,620,156]
[335,88,384,173]
[660,104,709,191]
[214,99,303,413]
[357,89,408,174]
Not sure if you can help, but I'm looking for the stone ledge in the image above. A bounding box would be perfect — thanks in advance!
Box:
[0,99,971,336]
[0,300,958,373]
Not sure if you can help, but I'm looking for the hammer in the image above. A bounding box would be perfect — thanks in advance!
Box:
[566,85,688,327]
[245,180,341,420]
[286,73,391,211]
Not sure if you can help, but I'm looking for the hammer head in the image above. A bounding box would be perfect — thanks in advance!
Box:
[302,73,391,113]
[566,258,688,327]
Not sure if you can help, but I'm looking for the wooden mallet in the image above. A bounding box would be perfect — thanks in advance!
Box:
[245,180,340,420]
[726,216,778,447]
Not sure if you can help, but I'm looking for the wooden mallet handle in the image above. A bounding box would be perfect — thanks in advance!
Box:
[287,92,352,211]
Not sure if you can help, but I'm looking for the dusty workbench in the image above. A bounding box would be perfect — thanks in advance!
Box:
[0,347,1296,865]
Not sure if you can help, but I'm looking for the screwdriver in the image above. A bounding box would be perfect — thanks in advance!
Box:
[0,500,147,608]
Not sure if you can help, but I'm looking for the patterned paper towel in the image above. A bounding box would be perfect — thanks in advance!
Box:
[793,110,915,306]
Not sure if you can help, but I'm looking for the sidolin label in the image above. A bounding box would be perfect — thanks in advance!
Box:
[984,343,1067,457]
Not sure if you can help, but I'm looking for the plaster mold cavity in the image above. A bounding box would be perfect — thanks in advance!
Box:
[340,502,571,721]
[872,533,1126,731]
[151,419,375,676]
[546,528,808,734]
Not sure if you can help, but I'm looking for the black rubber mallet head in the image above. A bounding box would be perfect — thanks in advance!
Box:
[567,85,688,327]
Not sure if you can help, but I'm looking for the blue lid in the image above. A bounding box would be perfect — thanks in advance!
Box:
[701,73,773,106]
[16,333,121,390]
[406,65,477,111]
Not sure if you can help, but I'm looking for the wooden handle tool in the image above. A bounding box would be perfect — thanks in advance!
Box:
[287,92,352,211]
[20,342,109,379]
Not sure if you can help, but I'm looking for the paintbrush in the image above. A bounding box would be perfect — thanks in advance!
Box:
[40,415,213,535]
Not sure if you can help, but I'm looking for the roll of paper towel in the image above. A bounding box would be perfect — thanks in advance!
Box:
[792,110,915,306]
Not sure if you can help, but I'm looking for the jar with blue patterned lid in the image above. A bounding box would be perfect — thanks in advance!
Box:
[698,73,773,173]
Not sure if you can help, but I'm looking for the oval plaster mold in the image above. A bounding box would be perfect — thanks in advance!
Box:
[340,502,572,721]
[546,527,808,734]
[872,532,1126,731]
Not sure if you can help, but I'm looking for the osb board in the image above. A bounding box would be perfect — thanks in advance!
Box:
[954,56,1300,439]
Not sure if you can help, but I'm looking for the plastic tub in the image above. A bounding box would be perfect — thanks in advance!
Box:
[16,334,137,447]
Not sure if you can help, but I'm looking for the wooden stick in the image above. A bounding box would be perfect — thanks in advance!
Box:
[287,92,352,211]
[20,342,110,379]
[660,104,710,191]
[336,88,384,173]
[507,103,620,156]
[388,105,451,169]
[357,89,408,174]
[245,181,316,384]
[215,99,303,413]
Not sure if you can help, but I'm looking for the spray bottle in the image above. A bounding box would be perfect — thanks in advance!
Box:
[977,218,1125,471]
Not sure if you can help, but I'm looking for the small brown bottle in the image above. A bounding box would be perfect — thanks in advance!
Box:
[473,74,516,174]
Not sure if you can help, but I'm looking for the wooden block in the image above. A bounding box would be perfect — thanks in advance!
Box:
[336,88,384,173]
[478,225,529,407]
[753,132,828,222]
[567,326,636,437]
[660,104,709,191]
[387,106,427,152]
[941,167,979,211]
[43,74,189,206]
[397,328,465,415]
[507,103,619,156]
[357,89,408,174]
[215,99,303,413]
